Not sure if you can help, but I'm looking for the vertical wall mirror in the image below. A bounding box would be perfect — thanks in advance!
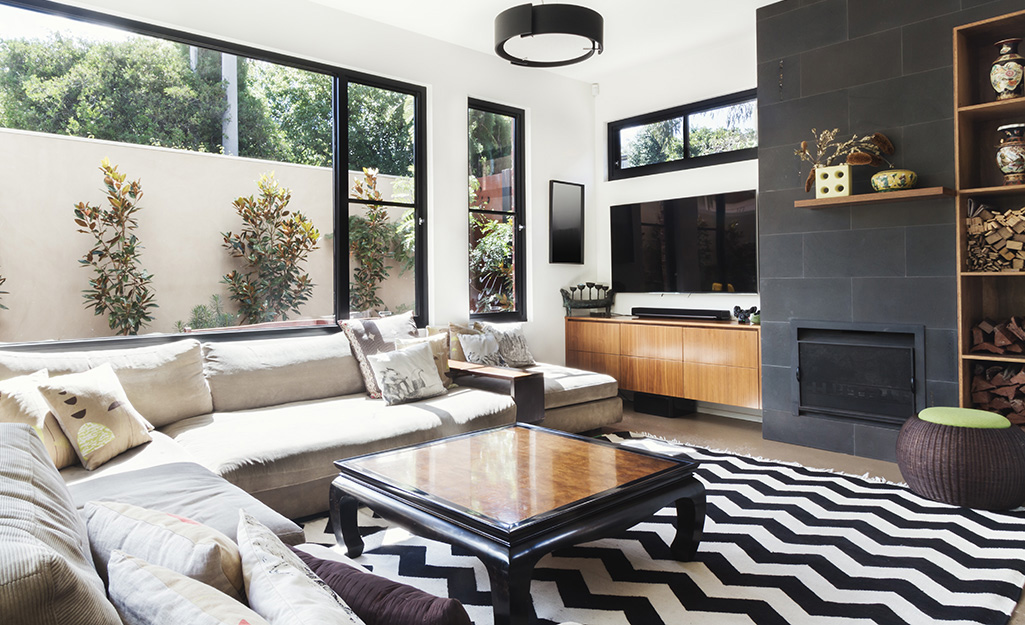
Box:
[549,180,585,264]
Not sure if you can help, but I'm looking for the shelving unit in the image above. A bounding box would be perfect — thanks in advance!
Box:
[793,186,954,209]
[954,9,1025,418]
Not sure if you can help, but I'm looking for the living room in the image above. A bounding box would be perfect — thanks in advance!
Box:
[3,1,1025,624]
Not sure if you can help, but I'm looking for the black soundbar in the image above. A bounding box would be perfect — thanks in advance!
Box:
[632,307,731,320]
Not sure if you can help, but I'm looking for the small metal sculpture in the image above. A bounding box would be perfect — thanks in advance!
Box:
[734,305,760,324]
[561,283,614,317]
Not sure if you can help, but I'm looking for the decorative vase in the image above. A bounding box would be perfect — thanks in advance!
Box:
[870,169,918,192]
[997,123,1025,185]
[991,38,1025,101]
[814,164,851,199]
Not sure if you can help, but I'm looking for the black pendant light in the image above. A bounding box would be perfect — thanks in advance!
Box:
[495,3,604,68]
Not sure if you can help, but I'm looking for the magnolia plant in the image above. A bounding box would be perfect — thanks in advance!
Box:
[349,168,392,313]
[795,128,895,192]
[223,173,320,325]
[74,159,157,335]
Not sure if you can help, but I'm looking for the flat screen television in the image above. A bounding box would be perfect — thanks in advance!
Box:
[611,190,757,294]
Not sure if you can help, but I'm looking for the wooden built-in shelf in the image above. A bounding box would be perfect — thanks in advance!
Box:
[961,271,1025,276]
[957,98,1025,122]
[960,185,1025,196]
[794,186,954,209]
[962,353,1025,364]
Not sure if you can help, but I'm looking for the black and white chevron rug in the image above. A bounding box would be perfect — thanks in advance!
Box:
[300,432,1025,625]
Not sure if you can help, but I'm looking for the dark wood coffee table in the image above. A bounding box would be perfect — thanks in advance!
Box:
[329,424,704,625]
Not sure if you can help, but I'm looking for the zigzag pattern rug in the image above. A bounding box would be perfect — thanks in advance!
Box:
[301,432,1025,625]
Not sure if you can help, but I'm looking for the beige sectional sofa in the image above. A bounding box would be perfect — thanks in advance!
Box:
[0,328,620,520]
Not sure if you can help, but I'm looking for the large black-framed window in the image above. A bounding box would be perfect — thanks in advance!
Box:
[608,89,757,181]
[0,0,427,345]
[468,98,526,322]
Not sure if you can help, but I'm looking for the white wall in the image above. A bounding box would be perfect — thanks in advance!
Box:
[12,0,598,363]
[592,34,761,317]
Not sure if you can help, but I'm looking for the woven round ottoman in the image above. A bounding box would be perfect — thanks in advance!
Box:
[896,407,1025,510]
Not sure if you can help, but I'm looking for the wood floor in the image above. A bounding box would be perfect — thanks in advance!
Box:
[600,404,1025,625]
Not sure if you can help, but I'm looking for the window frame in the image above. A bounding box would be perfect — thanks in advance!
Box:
[467,97,526,323]
[607,89,757,181]
[0,0,428,346]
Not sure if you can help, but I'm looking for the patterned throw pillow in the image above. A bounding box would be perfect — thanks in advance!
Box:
[447,321,484,362]
[84,501,245,601]
[0,369,77,468]
[107,550,269,625]
[395,334,452,387]
[237,510,365,625]
[37,364,153,471]
[483,322,536,367]
[457,333,504,366]
[367,342,447,406]
[340,312,418,399]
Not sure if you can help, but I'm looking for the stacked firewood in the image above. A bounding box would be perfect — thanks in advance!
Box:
[970,317,1025,355]
[966,205,1025,271]
[971,364,1025,425]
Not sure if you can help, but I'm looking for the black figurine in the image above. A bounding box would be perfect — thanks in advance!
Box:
[733,305,760,324]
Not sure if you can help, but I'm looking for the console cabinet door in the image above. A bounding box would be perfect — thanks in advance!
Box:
[683,363,761,409]
[683,328,759,367]
[621,325,684,360]
[566,319,620,355]
[621,357,684,397]
[567,350,621,379]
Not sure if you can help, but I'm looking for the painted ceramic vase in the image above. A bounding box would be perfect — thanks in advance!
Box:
[997,123,1025,185]
[870,169,917,192]
[992,38,1025,100]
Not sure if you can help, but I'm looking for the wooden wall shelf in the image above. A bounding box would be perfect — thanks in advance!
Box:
[793,186,954,209]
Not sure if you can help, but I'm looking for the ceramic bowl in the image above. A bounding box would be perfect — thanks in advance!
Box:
[871,169,918,192]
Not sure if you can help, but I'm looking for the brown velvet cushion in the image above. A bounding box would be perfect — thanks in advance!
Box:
[290,546,471,625]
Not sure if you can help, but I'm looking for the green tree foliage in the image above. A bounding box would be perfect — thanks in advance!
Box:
[468,109,512,179]
[623,119,685,169]
[348,83,414,176]
[468,214,514,313]
[245,61,331,166]
[222,173,320,324]
[174,294,236,332]
[73,159,157,335]
[349,168,393,312]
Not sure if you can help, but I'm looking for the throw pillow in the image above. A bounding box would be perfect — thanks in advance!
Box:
[447,321,484,361]
[237,510,365,625]
[107,550,269,625]
[457,332,504,366]
[83,500,244,601]
[395,334,452,387]
[367,342,446,405]
[0,369,77,468]
[37,363,153,471]
[340,312,418,399]
[483,322,536,367]
[290,546,471,625]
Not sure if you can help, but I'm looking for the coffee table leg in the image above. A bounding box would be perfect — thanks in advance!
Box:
[671,480,706,561]
[485,558,535,625]
[329,482,365,558]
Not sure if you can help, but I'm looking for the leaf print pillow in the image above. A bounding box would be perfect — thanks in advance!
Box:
[37,363,152,470]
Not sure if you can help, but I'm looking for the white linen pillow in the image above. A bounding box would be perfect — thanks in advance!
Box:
[394,334,452,387]
[483,322,536,367]
[107,550,269,625]
[0,369,77,468]
[367,342,446,405]
[84,500,244,601]
[237,510,365,625]
[38,364,153,470]
[457,332,504,366]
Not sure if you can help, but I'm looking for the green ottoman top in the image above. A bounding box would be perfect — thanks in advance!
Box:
[919,406,1010,429]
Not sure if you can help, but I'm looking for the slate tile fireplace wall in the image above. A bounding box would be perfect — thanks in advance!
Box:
[755,0,1022,461]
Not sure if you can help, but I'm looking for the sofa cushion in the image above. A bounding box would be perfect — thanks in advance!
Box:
[0,423,121,625]
[84,501,245,601]
[395,334,452,387]
[203,332,363,412]
[292,546,471,625]
[341,312,419,399]
[38,364,153,471]
[0,369,77,468]
[523,363,619,409]
[107,550,269,625]
[367,342,446,406]
[458,332,503,366]
[482,322,536,367]
[0,340,212,428]
[66,461,305,546]
[447,321,484,361]
[162,387,516,519]
[237,511,363,625]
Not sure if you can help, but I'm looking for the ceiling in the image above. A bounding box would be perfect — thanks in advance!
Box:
[308,0,779,82]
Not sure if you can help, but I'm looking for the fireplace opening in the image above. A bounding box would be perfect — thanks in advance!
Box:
[791,321,926,427]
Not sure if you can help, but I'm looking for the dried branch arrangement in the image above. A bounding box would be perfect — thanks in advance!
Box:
[794,128,896,192]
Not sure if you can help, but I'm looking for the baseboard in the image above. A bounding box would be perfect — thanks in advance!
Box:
[696,401,763,423]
